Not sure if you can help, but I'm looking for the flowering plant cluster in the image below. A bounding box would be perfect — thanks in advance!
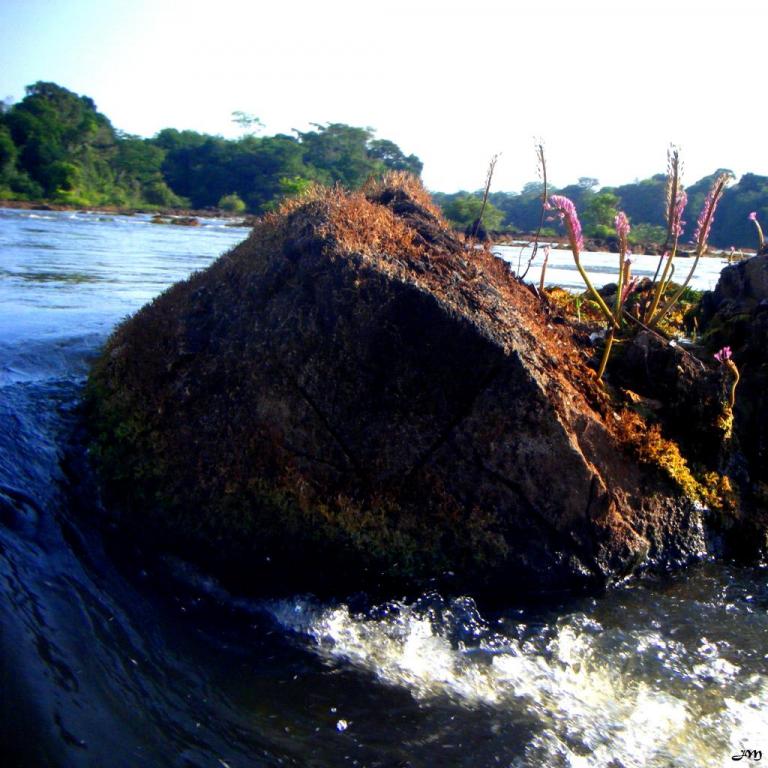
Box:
[545,147,737,382]
[546,195,627,379]
[650,163,732,328]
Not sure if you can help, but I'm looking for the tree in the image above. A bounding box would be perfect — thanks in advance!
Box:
[296,123,420,189]
[231,111,264,136]
[111,136,183,206]
[706,172,768,248]
[367,138,423,175]
[0,124,17,176]
[607,175,667,232]
[218,192,246,213]
[297,123,379,188]
[153,128,209,152]
[521,181,545,196]
[442,194,504,231]
[578,176,599,191]
[3,81,118,201]
[582,191,620,238]
[0,81,424,212]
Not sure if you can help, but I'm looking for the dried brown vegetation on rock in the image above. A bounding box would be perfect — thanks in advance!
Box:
[87,174,723,601]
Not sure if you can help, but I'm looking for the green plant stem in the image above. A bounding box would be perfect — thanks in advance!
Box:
[646,241,677,323]
[574,253,619,329]
[597,239,628,381]
[471,153,499,243]
[615,250,625,322]
[597,328,615,379]
[653,244,704,327]
[655,174,730,327]
[726,359,740,409]
[521,144,547,282]
[538,247,550,293]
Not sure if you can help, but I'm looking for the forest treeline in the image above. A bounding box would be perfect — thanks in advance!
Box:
[435,170,768,250]
[1,82,766,248]
[0,81,422,214]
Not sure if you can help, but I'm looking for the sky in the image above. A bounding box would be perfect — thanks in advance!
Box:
[1,0,764,193]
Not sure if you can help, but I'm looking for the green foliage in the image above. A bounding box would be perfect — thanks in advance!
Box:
[218,192,246,213]
[441,194,504,231]
[582,191,620,236]
[156,122,418,213]
[438,168,768,249]
[297,123,377,187]
[278,175,313,197]
[605,175,666,230]
[0,124,16,173]
[231,111,263,135]
[4,79,766,248]
[0,81,422,213]
[367,138,423,175]
[4,82,117,201]
[438,182,591,234]
[709,172,768,249]
[0,124,20,195]
[628,222,667,245]
[578,176,599,190]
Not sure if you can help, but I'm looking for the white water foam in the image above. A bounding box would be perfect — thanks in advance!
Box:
[270,597,768,767]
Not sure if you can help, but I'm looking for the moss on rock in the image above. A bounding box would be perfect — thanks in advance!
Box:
[86,174,722,600]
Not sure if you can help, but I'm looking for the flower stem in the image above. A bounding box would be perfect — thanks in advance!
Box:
[574,253,619,329]
[726,359,740,409]
[597,328,616,379]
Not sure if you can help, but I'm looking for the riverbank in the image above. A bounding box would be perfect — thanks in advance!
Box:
[0,198,255,226]
[2,198,757,257]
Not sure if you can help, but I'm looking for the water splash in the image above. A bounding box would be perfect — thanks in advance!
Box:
[271,592,768,767]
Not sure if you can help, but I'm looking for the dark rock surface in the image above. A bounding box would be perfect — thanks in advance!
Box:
[606,331,727,468]
[698,254,768,554]
[86,176,711,601]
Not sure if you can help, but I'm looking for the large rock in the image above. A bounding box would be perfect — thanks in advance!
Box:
[86,176,710,600]
[605,330,727,468]
[700,253,768,323]
[698,254,768,553]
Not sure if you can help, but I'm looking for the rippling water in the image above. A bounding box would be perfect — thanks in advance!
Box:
[1,208,765,767]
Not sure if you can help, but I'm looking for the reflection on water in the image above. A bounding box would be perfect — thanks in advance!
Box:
[0,207,765,767]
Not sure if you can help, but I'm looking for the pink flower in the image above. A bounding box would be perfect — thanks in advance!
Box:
[749,211,758,221]
[693,174,731,248]
[665,147,686,238]
[615,211,630,241]
[714,346,732,363]
[672,191,687,238]
[548,194,584,254]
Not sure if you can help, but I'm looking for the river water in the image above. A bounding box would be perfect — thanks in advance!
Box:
[0,207,766,767]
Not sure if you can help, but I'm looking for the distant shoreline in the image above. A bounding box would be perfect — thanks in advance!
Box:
[0,198,254,224]
[0,199,754,257]
[491,233,755,259]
